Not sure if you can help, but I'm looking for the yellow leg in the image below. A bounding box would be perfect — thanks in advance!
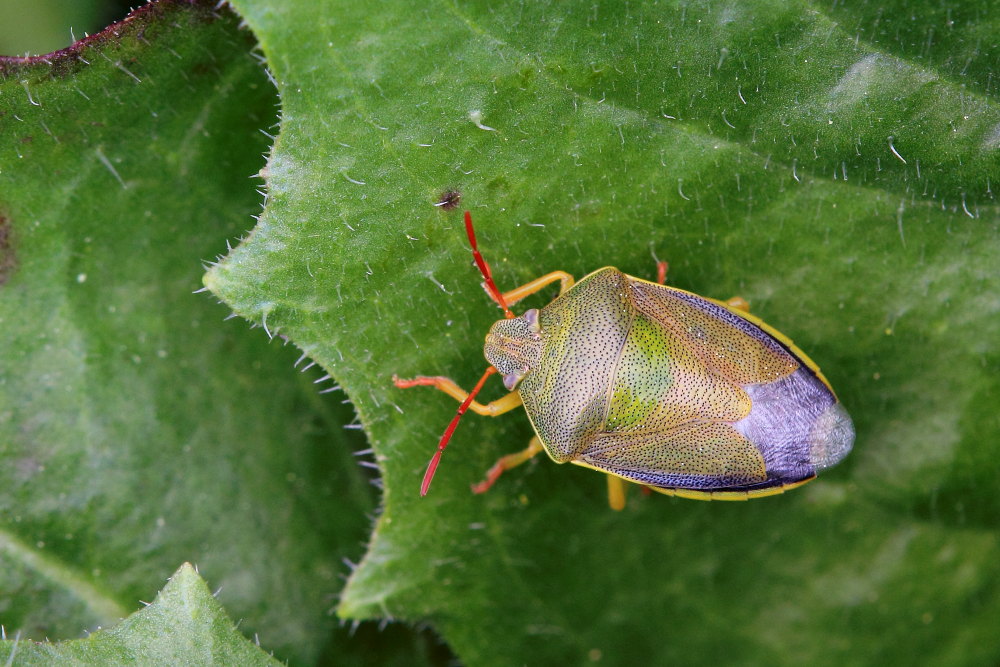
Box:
[726,296,751,312]
[493,271,575,306]
[472,435,545,494]
[392,375,523,416]
[606,475,628,511]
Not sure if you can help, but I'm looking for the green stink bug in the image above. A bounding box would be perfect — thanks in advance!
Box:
[394,211,854,509]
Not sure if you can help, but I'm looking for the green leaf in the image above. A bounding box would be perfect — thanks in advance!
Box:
[206,0,1000,665]
[0,563,281,665]
[0,0,105,57]
[0,3,413,664]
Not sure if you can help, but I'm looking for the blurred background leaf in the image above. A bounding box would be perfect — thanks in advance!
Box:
[0,565,282,665]
[0,0,132,56]
[0,1,444,665]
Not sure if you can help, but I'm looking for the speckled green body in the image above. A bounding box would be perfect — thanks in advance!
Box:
[484,267,854,496]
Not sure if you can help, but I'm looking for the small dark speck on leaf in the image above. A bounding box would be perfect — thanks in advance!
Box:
[0,214,16,285]
[434,189,462,210]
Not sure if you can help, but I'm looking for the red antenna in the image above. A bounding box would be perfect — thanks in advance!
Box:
[420,366,497,495]
[465,211,514,319]
[416,211,515,495]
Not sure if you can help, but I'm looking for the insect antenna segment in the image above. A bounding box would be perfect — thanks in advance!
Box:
[417,212,514,495]
[420,366,498,495]
[464,211,515,319]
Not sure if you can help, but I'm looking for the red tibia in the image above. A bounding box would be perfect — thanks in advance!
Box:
[464,211,514,319]
[420,366,498,496]
[470,461,505,494]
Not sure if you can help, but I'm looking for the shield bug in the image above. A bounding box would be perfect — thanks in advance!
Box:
[394,211,854,509]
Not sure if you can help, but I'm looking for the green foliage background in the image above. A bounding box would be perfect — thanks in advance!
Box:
[0,0,113,56]
[2,0,999,664]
